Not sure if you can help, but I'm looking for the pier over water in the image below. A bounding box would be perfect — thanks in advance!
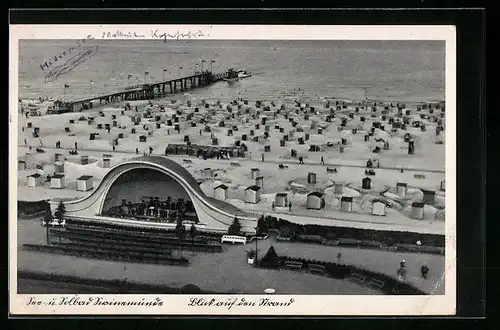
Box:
[51,71,228,114]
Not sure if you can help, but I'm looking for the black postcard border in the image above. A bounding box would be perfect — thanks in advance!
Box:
[7,8,486,321]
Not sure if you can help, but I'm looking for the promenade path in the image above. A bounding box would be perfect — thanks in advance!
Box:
[19,144,445,174]
[17,218,445,295]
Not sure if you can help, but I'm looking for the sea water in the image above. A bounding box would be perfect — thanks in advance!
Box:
[18,39,445,104]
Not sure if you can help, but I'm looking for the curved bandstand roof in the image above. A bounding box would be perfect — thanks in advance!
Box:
[57,156,257,226]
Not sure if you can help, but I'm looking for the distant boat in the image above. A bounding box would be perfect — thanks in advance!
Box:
[223,68,252,82]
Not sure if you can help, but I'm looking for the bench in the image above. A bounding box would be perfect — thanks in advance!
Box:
[367,278,385,289]
[284,261,303,270]
[230,162,241,167]
[308,264,326,275]
[326,167,337,173]
[350,273,366,284]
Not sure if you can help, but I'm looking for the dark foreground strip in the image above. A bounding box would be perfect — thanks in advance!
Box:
[23,243,189,266]
[17,270,211,294]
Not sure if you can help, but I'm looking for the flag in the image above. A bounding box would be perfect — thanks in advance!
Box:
[127,74,133,80]
[90,80,95,84]
[201,60,206,63]
[64,84,69,88]
[36,164,44,170]
[163,69,167,72]
[211,60,216,63]
[144,71,149,76]
[179,66,183,70]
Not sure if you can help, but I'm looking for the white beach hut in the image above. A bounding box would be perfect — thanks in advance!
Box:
[274,193,288,207]
[245,185,261,204]
[334,183,343,194]
[255,176,264,189]
[410,202,425,220]
[102,158,111,168]
[214,184,229,201]
[372,200,387,216]
[422,189,436,204]
[307,192,325,210]
[18,160,26,171]
[76,175,94,191]
[27,173,43,187]
[54,161,65,174]
[340,196,353,212]
[203,168,213,178]
[396,182,407,197]
[250,168,260,179]
[50,174,65,189]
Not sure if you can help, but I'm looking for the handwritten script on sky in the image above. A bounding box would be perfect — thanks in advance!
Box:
[40,35,98,83]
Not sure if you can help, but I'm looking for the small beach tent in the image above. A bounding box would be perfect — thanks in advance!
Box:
[307,172,317,184]
[440,180,445,192]
[245,185,261,204]
[54,161,65,174]
[260,246,280,268]
[214,184,229,201]
[422,189,436,204]
[203,168,213,178]
[254,175,264,189]
[340,196,353,212]
[410,202,425,220]
[275,193,288,207]
[54,153,65,162]
[50,174,65,189]
[102,158,111,168]
[250,168,260,179]
[76,175,94,192]
[372,200,387,216]
[27,173,42,187]
[81,155,89,165]
[396,182,407,197]
[362,177,372,189]
[307,192,325,210]
[18,159,26,171]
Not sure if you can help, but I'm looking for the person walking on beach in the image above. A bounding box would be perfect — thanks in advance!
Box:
[112,145,116,151]
[320,156,324,165]
[149,146,153,155]
[336,252,342,264]
[199,129,202,136]
[271,202,275,211]
[299,156,304,164]
[262,153,265,162]
[24,138,27,146]
[288,201,292,212]
[74,141,78,149]
[136,148,139,155]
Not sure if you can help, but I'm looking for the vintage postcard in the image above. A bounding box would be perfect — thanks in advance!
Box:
[9,24,456,316]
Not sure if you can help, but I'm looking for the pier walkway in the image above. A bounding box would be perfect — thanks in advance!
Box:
[66,71,228,112]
